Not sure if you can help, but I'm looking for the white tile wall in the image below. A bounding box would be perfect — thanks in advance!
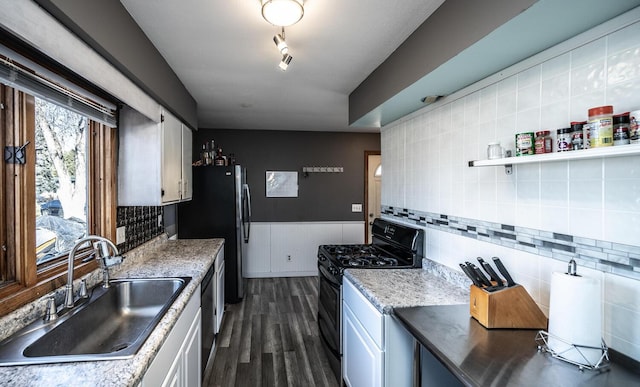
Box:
[381,16,640,361]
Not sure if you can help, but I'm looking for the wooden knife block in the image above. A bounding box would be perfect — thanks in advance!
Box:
[469,284,548,329]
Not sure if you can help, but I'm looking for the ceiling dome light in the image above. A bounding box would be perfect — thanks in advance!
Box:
[262,0,304,27]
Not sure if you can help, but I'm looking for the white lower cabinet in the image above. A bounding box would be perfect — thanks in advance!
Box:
[343,302,383,387]
[143,289,201,387]
[342,277,414,387]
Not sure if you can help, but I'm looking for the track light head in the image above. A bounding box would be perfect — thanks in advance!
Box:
[273,33,289,55]
[279,53,293,71]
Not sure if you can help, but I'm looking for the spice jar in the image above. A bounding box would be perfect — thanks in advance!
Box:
[515,132,535,156]
[630,110,640,144]
[613,112,630,146]
[588,105,613,147]
[534,131,552,154]
[556,128,572,152]
[570,121,586,150]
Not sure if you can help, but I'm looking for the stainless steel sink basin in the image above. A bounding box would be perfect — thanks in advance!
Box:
[0,277,190,366]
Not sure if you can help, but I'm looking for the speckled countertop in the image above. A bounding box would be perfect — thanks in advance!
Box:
[0,237,223,387]
[344,266,470,314]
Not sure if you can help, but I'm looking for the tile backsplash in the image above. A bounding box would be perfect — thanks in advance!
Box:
[381,10,640,362]
[116,206,164,253]
[383,206,640,281]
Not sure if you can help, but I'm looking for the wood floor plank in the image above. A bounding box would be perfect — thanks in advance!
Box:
[272,349,288,387]
[261,352,275,387]
[250,316,263,385]
[207,277,339,387]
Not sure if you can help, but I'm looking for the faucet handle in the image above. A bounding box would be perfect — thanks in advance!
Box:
[43,296,59,322]
[102,255,124,268]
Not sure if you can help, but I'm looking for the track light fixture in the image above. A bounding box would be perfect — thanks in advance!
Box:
[273,27,288,55]
[261,2,302,71]
[279,53,293,71]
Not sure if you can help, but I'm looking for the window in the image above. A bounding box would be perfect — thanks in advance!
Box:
[0,56,117,315]
[35,97,89,266]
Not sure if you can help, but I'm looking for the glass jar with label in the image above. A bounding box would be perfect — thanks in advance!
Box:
[630,110,640,144]
[556,128,572,152]
[570,121,585,150]
[534,131,552,154]
[613,112,630,146]
[515,132,535,156]
[588,105,613,147]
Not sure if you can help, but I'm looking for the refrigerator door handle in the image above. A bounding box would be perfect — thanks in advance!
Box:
[243,183,251,243]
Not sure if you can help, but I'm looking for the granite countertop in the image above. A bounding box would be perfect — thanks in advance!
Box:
[344,268,469,314]
[0,237,223,387]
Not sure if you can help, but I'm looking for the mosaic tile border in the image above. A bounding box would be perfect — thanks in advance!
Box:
[382,205,640,281]
[116,206,164,253]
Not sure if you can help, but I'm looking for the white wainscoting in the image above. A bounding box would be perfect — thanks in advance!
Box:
[244,221,365,278]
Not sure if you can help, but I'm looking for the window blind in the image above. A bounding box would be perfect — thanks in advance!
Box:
[0,55,117,127]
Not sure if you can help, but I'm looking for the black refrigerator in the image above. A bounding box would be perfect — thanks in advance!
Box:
[178,165,251,304]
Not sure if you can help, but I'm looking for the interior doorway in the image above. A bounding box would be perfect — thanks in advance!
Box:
[364,151,381,243]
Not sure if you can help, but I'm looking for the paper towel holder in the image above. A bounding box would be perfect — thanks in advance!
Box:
[536,259,610,372]
[535,330,610,372]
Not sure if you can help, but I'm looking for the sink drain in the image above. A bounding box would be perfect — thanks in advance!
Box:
[110,342,130,352]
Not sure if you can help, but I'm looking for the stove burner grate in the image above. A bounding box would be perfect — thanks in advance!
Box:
[346,258,370,267]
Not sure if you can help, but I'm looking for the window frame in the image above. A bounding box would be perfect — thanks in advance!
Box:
[0,84,117,315]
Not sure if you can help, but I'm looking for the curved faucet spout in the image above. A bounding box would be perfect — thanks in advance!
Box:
[64,235,121,308]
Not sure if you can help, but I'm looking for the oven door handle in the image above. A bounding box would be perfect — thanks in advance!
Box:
[318,265,341,288]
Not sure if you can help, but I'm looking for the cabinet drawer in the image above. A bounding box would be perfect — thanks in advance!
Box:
[343,277,383,348]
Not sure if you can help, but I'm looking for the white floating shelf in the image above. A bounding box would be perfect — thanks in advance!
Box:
[468,144,640,174]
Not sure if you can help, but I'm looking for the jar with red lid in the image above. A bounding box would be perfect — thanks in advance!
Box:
[534,130,552,154]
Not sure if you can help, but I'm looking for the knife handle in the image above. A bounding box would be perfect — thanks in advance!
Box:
[478,257,504,286]
[466,262,492,287]
[459,263,483,287]
[492,257,516,287]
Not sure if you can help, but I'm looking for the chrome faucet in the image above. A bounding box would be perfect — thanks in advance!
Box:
[64,235,123,309]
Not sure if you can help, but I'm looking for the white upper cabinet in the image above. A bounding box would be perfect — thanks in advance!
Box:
[119,106,193,206]
[181,124,193,201]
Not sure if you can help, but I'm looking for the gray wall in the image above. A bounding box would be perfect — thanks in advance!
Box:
[194,129,380,222]
[33,0,197,129]
[348,0,536,124]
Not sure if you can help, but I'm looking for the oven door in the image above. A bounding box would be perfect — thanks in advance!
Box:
[317,262,342,379]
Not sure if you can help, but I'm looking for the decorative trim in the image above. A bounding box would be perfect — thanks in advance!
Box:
[116,206,164,253]
[382,205,640,281]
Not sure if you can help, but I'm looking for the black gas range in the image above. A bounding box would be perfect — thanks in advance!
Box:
[316,218,424,381]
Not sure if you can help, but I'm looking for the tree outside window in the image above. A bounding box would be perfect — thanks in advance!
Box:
[34,98,88,265]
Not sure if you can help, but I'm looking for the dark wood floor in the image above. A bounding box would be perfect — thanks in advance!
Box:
[204,277,339,387]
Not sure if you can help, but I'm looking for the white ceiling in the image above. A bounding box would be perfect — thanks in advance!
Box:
[120,0,444,132]
[121,0,640,133]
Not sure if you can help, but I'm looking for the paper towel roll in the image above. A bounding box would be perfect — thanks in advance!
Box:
[548,271,602,365]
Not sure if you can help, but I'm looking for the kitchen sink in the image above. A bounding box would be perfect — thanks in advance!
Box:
[0,277,190,366]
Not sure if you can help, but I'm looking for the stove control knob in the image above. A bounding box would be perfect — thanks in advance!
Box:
[318,255,326,261]
[329,266,338,275]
